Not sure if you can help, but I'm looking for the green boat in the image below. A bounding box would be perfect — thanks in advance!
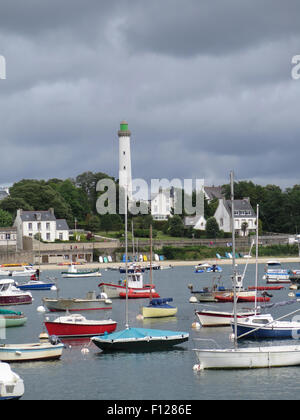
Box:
[0,309,27,328]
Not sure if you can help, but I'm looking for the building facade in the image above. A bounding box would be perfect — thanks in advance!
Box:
[214,198,256,236]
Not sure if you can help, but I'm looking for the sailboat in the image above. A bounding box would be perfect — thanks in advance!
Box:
[140,225,177,319]
[193,171,300,369]
[91,186,189,351]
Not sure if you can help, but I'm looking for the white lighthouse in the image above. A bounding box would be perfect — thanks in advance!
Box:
[118,120,133,202]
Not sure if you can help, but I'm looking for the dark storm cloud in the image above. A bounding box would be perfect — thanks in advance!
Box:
[0,1,300,189]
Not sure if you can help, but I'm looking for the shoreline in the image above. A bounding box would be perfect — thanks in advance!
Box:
[25,256,300,271]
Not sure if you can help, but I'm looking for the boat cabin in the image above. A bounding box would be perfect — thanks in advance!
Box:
[127,273,144,289]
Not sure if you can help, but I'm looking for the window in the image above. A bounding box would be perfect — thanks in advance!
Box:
[46,233,50,241]
[28,223,32,230]
[123,166,126,170]
[46,223,50,230]
[220,218,223,227]
[5,234,10,240]
[59,233,63,240]
[123,151,126,155]
[37,222,41,231]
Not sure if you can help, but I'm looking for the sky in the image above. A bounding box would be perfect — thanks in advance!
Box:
[1,0,300,192]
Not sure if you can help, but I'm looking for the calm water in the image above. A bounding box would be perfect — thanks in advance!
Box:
[3,261,300,400]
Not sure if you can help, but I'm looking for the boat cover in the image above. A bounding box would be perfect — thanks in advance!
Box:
[95,327,188,342]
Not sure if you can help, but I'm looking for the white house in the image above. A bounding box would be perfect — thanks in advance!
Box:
[14,208,69,249]
[184,215,206,231]
[150,187,175,220]
[214,198,256,236]
[0,227,17,251]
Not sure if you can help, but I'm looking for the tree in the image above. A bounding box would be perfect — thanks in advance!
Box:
[205,217,220,238]
[0,209,13,227]
[168,215,184,237]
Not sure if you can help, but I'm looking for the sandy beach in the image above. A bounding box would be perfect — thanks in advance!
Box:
[21,256,300,271]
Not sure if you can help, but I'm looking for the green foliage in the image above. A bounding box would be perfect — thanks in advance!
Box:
[0,209,13,227]
[168,215,184,237]
[205,217,220,238]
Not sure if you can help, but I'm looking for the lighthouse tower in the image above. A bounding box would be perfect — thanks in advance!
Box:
[118,121,133,202]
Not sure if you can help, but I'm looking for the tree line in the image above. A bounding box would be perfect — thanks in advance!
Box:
[0,174,299,236]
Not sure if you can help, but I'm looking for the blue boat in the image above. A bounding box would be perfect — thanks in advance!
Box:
[17,281,56,291]
[235,314,300,339]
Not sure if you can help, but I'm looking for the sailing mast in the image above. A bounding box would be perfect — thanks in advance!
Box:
[230,171,238,349]
[149,224,153,300]
[125,187,129,329]
[255,204,259,314]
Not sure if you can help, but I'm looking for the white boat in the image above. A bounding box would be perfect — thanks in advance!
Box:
[262,261,291,283]
[193,172,300,370]
[0,269,11,276]
[61,265,102,278]
[99,272,156,299]
[0,363,24,400]
[0,279,33,306]
[195,308,259,327]
[10,266,37,277]
[0,339,64,362]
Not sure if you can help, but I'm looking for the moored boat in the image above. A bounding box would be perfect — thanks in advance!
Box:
[99,272,157,299]
[0,279,32,306]
[42,291,112,312]
[119,289,160,299]
[0,363,24,399]
[44,313,117,338]
[10,266,37,277]
[235,314,300,339]
[141,298,177,318]
[0,338,64,362]
[61,265,102,278]
[263,261,291,284]
[0,308,27,327]
[195,308,259,327]
[17,280,56,291]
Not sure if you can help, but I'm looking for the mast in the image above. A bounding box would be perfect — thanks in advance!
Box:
[125,187,129,329]
[230,171,238,349]
[149,224,153,300]
[255,204,259,314]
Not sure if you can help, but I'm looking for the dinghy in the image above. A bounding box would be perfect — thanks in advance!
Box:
[0,363,24,399]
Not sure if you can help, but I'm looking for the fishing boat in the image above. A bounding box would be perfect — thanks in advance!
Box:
[0,308,27,327]
[262,261,291,284]
[99,272,157,299]
[214,292,270,303]
[61,265,102,278]
[44,313,117,338]
[193,172,300,370]
[119,265,145,274]
[0,363,24,400]
[42,291,112,312]
[235,313,300,339]
[0,337,64,362]
[91,180,189,352]
[0,279,32,306]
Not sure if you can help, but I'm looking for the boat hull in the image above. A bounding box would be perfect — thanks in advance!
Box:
[0,315,27,328]
[196,310,258,327]
[0,342,64,362]
[0,295,32,306]
[194,345,300,369]
[236,324,300,339]
[142,306,177,318]
[42,298,112,312]
[17,283,55,291]
[45,320,117,338]
[98,283,155,299]
[119,291,160,299]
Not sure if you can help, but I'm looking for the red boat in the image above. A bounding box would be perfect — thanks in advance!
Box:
[44,314,117,338]
[248,286,284,290]
[215,295,270,303]
[119,289,160,299]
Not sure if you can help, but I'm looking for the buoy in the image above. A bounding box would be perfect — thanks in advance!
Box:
[81,348,90,354]
[189,296,198,303]
[229,333,235,342]
[136,314,144,320]
[290,285,298,290]
[191,322,201,329]
[288,292,295,297]
[193,364,202,371]
[37,306,46,313]
[51,285,57,291]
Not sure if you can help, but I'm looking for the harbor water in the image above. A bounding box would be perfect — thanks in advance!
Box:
[2,262,300,400]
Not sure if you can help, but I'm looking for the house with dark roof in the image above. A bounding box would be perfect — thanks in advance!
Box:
[204,186,224,202]
[0,187,9,201]
[14,208,69,249]
[214,197,256,236]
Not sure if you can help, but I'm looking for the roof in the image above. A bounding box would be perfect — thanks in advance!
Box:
[56,219,69,231]
[20,210,56,222]
[224,198,255,217]
[204,186,224,200]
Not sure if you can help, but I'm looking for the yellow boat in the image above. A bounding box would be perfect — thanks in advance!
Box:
[141,298,178,318]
